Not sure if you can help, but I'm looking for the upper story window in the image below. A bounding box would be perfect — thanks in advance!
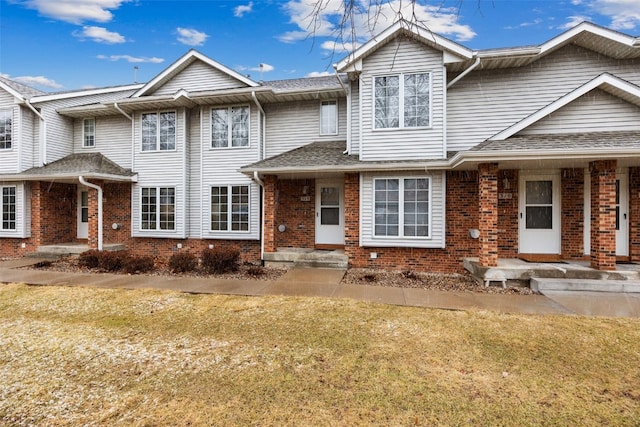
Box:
[142,111,176,151]
[320,100,338,135]
[374,177,430,238]
[374,73,431,129]
[0,110,12,150]
[83,118,95,148]
[141,187,175,230]
[211,106,249,148]
[1,186,16,230]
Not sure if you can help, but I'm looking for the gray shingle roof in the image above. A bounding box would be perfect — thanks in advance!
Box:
[264,75,347,92]
[20,153,134,178]
[471,131,640,152]
[0,76,46,98]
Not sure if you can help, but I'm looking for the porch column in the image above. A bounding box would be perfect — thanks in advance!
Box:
[30,181,43,247]
[630,167,640,262]
[86,180,103,250]
[343,173,360,264]
[263,175,277,253]
[590,160,617,270]
[479,163,499,267]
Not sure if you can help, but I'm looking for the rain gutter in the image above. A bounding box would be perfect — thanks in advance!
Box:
[79,176,103,251]
[447,57,481,89]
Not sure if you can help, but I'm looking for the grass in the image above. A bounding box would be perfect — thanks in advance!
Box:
[1,283,639,426]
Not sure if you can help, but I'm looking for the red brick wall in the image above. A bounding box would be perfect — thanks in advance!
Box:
[630,167,640,262]
[103,183,132,245]
[126,238,261,263]
[263,175,277,253]
[274,179,315,248]
[479,163,499,267]
[561,168,585,259]
[32,181,76,245]
[590,160,617,270]
[498,169,518,257]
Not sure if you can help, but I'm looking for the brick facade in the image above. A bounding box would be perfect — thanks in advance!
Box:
[274,179,315,248]
[498,169,518,257]
[630,167,640,262]
[590,160,617,270]
[561,168,585,259]
[263,175,277,253]
[478,163,499,267]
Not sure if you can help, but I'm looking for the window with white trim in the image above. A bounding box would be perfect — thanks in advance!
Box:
[83,118,95,147]
[211,106,249,148]
[320,100,338,135]
[1,186,16,230]
[374,178,430,237]
[211,185,249,231]
[0,110,12,150]
[141,187,175,230]
[374,73,430,129]
[141,111,176,151]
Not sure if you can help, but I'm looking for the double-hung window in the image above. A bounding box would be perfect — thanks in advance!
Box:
[211,185,249,231]
[141,111,176,151]
[320,100,338,135]
[0,110,12,150]
[374,73,430,129]
[141,187,175,230]
[1,186,16,230]
[83,118,95,147]
[374,178,430,238]
[211,106,249,148]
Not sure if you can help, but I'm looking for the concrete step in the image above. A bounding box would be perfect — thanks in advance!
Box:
[531,278,640,294]
[264,249,348,270]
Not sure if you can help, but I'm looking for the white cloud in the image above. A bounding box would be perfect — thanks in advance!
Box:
[320,39,361,53]
[97,54,164,63]
[176,27,209,46]
[20,0,127,24]
[234,2,253,17]
[278,0,476,47]
[1,73,63,89]
[251,63,274,72]
[306,71,332,77]
[559,15,591,29]
[73,25,126,43]
[587,0,640,29]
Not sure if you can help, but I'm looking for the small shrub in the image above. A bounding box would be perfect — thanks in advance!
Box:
[402,270,421,281]
[246,264,265,277]
[78,250,101,269]
[98,251,127,272]
[33,260,53,268]
[168,251,197,273]
[201,247,240,274]
[123,255,155,274]
[363,273,377,282]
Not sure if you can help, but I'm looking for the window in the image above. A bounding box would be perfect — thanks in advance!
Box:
[1,186,16,230]
[211,185,249,231]
[83,118,95,147]
[320,100,338,135]
[211,106,249,148]
[0,110,12,150]
[374,178,430,237]
[374,73,430,129]
[141,112,176,151]
[141,187,175,230]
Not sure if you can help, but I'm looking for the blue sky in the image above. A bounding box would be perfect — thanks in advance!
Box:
[1,0,639,92]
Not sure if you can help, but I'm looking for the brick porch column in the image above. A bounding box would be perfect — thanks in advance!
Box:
[343,173,360,265]
[86,180,103,250]
[30,181,43,247]
[479,163,499,267]
[630,167,640,262]
[262,175,277,253]
[590,160,617,270]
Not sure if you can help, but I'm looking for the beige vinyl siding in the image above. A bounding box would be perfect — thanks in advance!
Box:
[152,61,247,95]
[73,115,133,168]
[188,108,202,237]
[447,45,640,151]
[350,79,360,155]
[0,105,19,173]
[264,98,347,158]
[360,171,445,248]
[19,107,34,172]
[200,104,261,240]
[131,108,187,238]
[519,88,640,135]
[0,182,30,238]
[359,36,445,161]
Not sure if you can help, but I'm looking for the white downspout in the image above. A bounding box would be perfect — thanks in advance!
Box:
[447,57,481,89]
[252,171,266,264]
[251,91,266,160]
[113,102,132,121]
[24,100,46,165]
[79,176,103,251]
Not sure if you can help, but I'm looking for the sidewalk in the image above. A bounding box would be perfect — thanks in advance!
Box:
[1,259,639,317]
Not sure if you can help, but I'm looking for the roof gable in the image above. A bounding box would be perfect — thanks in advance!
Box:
[0,76,45,100]
[490,73,640,141]
[132,50,258,98]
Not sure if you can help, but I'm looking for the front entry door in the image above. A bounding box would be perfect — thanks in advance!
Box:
[315,180,344,246]
[616,173,629,256]
[77,187,89,239]
[519,173,561,254]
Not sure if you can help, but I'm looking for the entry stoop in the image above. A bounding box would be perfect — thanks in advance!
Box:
[264,248,348,269]
[531,278,640,293]
[30,243,126,258]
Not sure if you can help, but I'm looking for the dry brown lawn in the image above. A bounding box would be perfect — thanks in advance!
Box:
[1,283,639,426]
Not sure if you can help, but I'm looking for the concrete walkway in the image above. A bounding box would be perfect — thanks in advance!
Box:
[1,259,639,317]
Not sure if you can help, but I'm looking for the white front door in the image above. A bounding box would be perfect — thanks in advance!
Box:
[77,187,89,239]
[315,180,344,246]
[616,173,629,256]
[519,173,561,254]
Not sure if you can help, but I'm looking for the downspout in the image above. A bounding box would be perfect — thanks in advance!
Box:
[333,64,350,154]
[251,92,267,265]
[251,91,266,160]
[114,102,132,121]
[252,171,266,264]
[114,102,134,240]
[447,57,481,89]
[24,100,46,165]
[78,176,103,251]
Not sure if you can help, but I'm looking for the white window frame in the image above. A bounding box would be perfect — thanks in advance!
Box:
[373,177,432,239]
[319,99,338,135]
[373,72,432,130]
[141,111,176,152]
[211,105,250,149]
[210,184,251,233]
[1,185,17,231]
[140,187,176,231]
[83,118,95,148]
[0,110,12,150]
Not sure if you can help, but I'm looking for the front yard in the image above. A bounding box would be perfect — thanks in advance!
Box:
[1,283,639,426]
